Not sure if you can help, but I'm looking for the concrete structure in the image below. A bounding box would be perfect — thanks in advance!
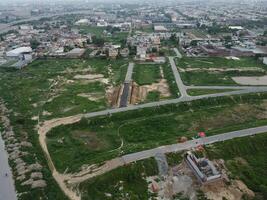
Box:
[120,48,129,57]
[263,57,267,65]
[229,26,243,30]
[185,151,221,184]
[108,48,118,58]
[6,47,32,58]
[154,25,168,32]
[66,48,85,58]
[75,19,89,25]
[136,46,146,60]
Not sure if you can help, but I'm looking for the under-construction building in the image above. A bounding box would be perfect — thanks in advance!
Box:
[185,151,221,184]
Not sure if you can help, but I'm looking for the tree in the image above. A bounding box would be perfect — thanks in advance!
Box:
[30,39,40,49]
[92,36,105,46]
[190,40,198,46]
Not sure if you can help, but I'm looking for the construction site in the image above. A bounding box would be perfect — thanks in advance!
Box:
[146,150,254,200]
[106,63,171,108]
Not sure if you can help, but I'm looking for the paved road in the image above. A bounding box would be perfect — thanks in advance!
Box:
[186,85,266,90]
[119,63,134,107]
[122,125,267,163]
[124,62,134,83]
[0,133,17,200]
[119,83,130,108]
[84,85,267,119]
[173,48,182,58]
[69,124,267,185]
[169,56,188,97]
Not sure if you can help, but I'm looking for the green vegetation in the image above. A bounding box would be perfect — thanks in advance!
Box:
[21,58,127,119]
[177,57,267,69]
[145,91,161,102]
[43,82,107,118]
[135,25,154,33]
[180,71,237,86]
[177,56,267,85]
[205,133,267,200]
[79,158,158,200]
[160,48,176,57]
[0,66,69,198]
[161,63,180,97]
[133,64,160,85]
[77,26,106,35]
[187,89,237,96]
[47,93,267,173]
[76,25,128,46]
[184,29,208,38]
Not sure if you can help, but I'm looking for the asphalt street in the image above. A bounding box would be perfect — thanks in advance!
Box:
[0,133,17,200]
[168,56,189,97]
[122,125,267,163]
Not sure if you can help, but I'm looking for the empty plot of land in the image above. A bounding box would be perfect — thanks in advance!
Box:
[133,64,161,85]
[232,76,267,85]
[177,57,266,69]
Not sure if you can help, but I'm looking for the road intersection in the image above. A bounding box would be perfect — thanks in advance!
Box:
[38,48,267,200]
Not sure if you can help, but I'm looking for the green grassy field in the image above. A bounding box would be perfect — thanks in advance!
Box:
[76,25,128,45]
[0,57,129,198]
[183,29,208,38]
[135,25,154,33]
[16,58,127,119]
[177,57,267,69]
[133,64,161,85]
[77,132,267,200]
[0,62,71,198]
[187,89,237,96]
[180,71,237,86]
[76,26,106,35]
[145,91,161,102]
[47,93,267,173]
[205,133,267,200]
[79,158,158,200]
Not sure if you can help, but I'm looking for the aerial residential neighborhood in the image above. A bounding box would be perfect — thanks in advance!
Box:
[0,0,267,200]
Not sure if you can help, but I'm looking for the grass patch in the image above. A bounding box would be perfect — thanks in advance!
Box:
[79,158,158,200]
[177,57,267,69]
[133,64,160,85]
[187,89,237,96]
[145,91,161,102]
[180,71,237,86]
[47,93,267,173]
[205,133,267,200]
[76,26,106,35]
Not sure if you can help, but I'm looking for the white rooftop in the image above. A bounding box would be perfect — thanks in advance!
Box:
[6,47,32,57]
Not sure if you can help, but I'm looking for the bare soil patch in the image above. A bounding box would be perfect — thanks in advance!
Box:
[130,79,171,104]
[77,93,103,101]
[74,74,108,84]
[232,75,267,85]
[72,131,107,150]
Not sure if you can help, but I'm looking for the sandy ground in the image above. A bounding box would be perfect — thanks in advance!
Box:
[202,179,254,200]
[73,74,109,84]
[146,159,254,200]
[130,80,171,104]
[77,93,103,101]
[106,85,121,107]
[38,115,83,200]
[179,67,264,73]
[232,75,267,85]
